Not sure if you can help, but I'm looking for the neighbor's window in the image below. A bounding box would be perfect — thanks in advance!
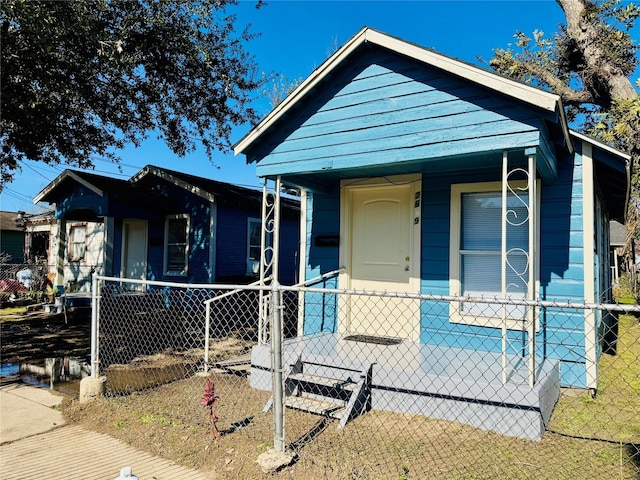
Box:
[164,214,189,276]
[69,224,86,261]
[450,181,538,328]
[247,218,261,275]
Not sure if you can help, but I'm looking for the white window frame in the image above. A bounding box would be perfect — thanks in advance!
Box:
[246,217,261,275]
[68,224,87,262]
[449,180,540,329]
[164,214,189,276]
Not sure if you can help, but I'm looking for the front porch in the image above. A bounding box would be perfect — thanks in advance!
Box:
[251,332,560,441]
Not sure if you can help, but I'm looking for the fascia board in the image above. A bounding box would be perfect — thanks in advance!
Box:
[134,165,216,203]
[33,171,104,204]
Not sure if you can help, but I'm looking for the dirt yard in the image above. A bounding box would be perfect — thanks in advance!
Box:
[60,372,639,480]
[3,306,637,479]
[0,309,91,364]
[60,318,640,480]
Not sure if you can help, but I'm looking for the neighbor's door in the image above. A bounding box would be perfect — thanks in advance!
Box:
[341,176,421,341]
[121,220,148,288]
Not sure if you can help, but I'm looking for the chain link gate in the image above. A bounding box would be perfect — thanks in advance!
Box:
[90,274,639,479]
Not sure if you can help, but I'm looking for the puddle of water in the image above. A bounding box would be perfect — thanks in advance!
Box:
[1,357,90,395]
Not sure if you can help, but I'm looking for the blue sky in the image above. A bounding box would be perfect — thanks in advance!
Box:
[1,0,629,213]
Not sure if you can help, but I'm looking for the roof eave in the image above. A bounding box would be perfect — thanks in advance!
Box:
[132,165,217,203]
[571,129,631,220]
[234,27,370,156]
[33,171,104,204]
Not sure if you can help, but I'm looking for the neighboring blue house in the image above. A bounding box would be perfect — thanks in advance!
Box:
[34,165,300,287]
[234,28,629,439]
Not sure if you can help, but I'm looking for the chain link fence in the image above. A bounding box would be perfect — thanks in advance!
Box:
[0,261,54,306]
[92,276,639,479]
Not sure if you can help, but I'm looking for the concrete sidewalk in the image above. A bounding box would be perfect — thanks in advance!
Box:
[0,383,209,479]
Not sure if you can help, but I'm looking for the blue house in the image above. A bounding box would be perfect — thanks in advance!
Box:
[34,165,300,288]
[234,28,629,439]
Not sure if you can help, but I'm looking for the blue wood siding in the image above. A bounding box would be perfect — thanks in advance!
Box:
[215,205,253,281]
[55,183,108,218]
[246,46,621,389]
[303,191,340,334]
[299,153,594,386]
[418,154,590,387]
[251,49,552,179]
[278,216,300,286]
[214,204,300,284]
[112,218,123,276]
[139,180,212,283]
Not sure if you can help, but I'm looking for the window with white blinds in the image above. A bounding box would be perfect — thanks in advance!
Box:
[450,181,536,328]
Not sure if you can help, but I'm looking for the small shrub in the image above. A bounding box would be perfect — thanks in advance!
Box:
[200,378,221,443]
[613,272,639,304]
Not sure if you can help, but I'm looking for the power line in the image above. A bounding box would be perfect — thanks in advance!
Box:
[89,155,146,171]
[19,160,60,182]
[2,187,34,203]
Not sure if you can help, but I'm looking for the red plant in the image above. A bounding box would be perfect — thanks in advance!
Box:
[200,378,221,442]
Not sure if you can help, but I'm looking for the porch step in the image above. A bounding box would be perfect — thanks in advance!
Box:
[285,396,346,418]
[263,358,373,429]
[288,373,357,391]
[207,352,252,376]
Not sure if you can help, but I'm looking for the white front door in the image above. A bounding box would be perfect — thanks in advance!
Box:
[121,220,148,287]
[340,175,421,341]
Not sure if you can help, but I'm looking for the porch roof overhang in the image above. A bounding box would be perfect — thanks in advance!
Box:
[257,142,554,195]
[233,27,572,162]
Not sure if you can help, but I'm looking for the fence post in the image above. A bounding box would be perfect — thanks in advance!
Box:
[204,301,211,373]
[90,271,99,378]
[271,280,285,452]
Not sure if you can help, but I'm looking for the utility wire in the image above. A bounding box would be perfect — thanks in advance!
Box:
[2,187,34,203]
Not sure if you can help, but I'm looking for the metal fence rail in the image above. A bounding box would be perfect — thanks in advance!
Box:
[92,275,640,479]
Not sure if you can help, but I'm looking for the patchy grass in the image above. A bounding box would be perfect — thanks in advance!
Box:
[548,314,640,444]
[0,306,29,318]
[61,317,640,480]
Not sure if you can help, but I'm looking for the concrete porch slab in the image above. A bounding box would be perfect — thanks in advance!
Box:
[250,332,561,441]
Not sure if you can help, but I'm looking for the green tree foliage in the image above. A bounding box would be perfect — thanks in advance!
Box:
[0,0,264,188]
[488,0,640,238]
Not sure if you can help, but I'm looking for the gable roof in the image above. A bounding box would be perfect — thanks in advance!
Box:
[34,169,133,204]
[34,165,299,214]
[131,165,300,211]
[234,26,571,157]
